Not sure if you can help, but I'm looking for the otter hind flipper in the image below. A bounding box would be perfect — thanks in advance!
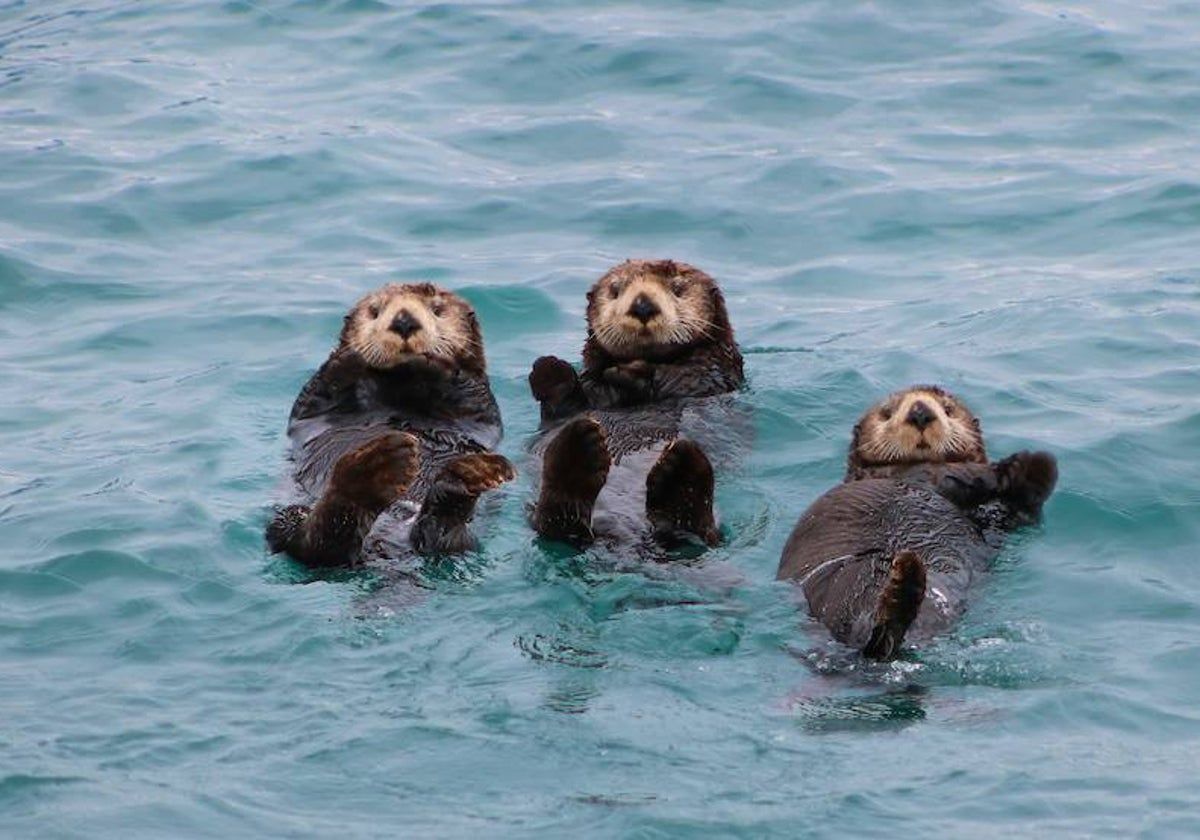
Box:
[531,416,611,545]
[863,550,927,661]
[645,439,720,547]
[269,431,420,567]
[412,452,516,555]
[266,504,309,555]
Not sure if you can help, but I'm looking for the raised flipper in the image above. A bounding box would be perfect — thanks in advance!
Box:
[267,431,420,568]
[531,416,611,545]
[411,452,516,555]
[863,550,926,661]
[529,356,588,423]
[645,439,720,547]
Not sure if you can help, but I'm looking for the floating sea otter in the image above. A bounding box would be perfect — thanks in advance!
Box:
[266,283,514,567]
[527,259,745,549]
[777,386,1057,660]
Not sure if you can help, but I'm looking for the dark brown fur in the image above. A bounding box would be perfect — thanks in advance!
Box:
[267,283,512,568]
[778,387,1056,660]
[528,260,745,549]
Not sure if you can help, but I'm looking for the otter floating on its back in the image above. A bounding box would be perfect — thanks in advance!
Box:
[527,259,746,549]
[267,283,514,568]
[777,386,1057,660]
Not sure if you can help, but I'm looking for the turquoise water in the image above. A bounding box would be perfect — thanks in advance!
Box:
[3,0,1199,836]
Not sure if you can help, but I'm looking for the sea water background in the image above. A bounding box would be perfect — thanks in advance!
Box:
[2,1,1198,837]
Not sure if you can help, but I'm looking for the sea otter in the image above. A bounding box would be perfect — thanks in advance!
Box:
[527,259,745,548]
[776,386,1057,660]
[266,283,514,568]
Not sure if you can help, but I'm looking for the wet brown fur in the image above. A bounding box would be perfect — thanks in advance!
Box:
[268,283,509,568]
[529,259,744,548]
[846,385,986,480]
[778,386,1057,661]
[339,282,486,376]
[582,259,739,370]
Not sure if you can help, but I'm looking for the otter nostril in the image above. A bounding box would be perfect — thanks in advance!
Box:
[390,310,421,339]
[906,401,935,431]
[628,294,660,324]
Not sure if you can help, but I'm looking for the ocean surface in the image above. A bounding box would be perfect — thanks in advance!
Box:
[2,1,1199,837]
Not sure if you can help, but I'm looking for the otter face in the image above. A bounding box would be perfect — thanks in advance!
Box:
[848,386,986,475]
[341,283,484,374]
[586,260,724,359]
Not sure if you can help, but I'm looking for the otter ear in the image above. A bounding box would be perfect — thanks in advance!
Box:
[338,308,357,346]
[971,415,988,462]
[845,420,865,479]
[706,282,733,334]
[463,308,486,373]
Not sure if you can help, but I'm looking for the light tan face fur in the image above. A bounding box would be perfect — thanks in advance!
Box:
[588,267,714,357]
[852,386,986,468]
[343,283,479,371]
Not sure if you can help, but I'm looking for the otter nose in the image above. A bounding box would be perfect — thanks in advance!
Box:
[390,310,421,339]
[906,400,935,431]
[628,294,660,324]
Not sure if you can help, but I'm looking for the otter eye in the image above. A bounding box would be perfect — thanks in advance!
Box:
[669,278,687,295]
[367,304,380,319]
[431,301,446,317]
[608,283,622,300]
[943,403,955,417]
[879,407,894,420]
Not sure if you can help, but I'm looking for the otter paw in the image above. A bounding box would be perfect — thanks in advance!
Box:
[533,416,611,543]
[529,356,579,403]
[443,452,517,496]
[329,431,420,508]
[602,360,655,396]
[863,550,926,661]
[646,439,719,546]
[997,450,1058,513]
[544,416,610,502]
[266,504,309,554]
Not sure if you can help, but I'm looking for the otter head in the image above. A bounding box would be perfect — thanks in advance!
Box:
[339,283,485,376]
[584,259,733,362]
[846,385,987,479]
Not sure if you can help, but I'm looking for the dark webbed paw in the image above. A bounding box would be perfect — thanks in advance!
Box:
[863,550,926,661]
[328,431,421,511]
[442,452,517,496]
[266,504,309,555]
[646,439,720,547]
[411,452,516,556]
[602,359,655,399]
[530,356,579,402]
[270,432,420,567]
[529,356,588,420]
[996,450,1058,515]
[532,416,611,545]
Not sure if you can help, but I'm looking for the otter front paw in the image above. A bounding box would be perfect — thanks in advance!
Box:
[530,356,579,403]
[602,360,655,398]
[996,450,1058,514]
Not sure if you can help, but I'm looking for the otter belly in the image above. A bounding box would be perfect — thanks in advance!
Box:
[777,478,991,649]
